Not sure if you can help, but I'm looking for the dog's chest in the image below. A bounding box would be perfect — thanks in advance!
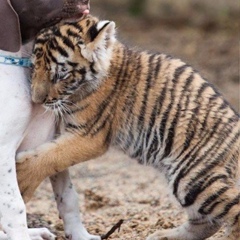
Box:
[0,49,32,145]
[0,47,32,106]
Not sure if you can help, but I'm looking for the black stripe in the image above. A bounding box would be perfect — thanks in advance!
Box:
[90,62,97,74]
[162,69,193,160]
[46,29,69,58]
[121,52,143,151]
[33,47,43,55]
[53,29,63,38]
[66,22,83,32]
[88,24,98,41]
[116,50,138,148]
[225,148,239,177]
[133,53,155,153]
[64,103,89,115]
[200,105,212,132]
[45,56,50,65]
[176,94,225,162]
[215,194,240,220]
[146,129,159,161]
[90,94,119,137]
[109,50,134,141]
[171,117,221,177]
[144,58,170,158]
[233,212,240,225]
[35,38,48,45]
[189,218,209,226]
[186,130,240,187]
[56,45,69,58]
[145,55,163,142]
[67,29,81,39]
[178,82,211,157]
[173,127,240,202]
[46,49,58,64]
[198,187,229,215]
[84,48,127,136]
[91,113,111,136]
[104,128,113,146]
[49,39,57,50]
[137,54,157,130]
[172,117,229,200]
[62,36,75,50]
[67,61,78,68]
[183,174,227,207]
[153,55,162,85]
[160,65,188,159]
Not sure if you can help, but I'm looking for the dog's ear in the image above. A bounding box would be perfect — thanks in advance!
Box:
[0,0,21,52]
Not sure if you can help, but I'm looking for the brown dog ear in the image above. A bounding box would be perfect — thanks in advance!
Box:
[0,0,21,52]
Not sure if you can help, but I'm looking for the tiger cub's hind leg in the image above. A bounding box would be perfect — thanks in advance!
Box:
[210,187,240,240]
[146,217,220,240]
[147,183,240,240]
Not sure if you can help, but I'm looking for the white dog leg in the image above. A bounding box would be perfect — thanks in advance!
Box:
[0,152,55,240]
[50,170,100,240]
[0,148,31,240]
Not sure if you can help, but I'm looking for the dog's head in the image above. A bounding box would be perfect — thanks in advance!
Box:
[0,0,90,52]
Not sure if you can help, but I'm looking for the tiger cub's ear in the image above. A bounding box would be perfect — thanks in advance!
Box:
[79,20,116,63]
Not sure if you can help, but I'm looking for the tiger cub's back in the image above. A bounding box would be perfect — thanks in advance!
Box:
[111,49,239,176]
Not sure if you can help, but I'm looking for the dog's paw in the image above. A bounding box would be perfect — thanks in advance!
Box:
[28,228,56,240]
[66,234,101,240]
[64,225,101,240]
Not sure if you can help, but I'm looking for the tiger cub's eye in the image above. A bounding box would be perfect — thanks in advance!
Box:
[62,67,68,72]
[53,68,71,83]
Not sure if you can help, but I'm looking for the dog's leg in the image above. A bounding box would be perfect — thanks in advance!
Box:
[0,147,31,240]
[0,67,33,240]
[50,170,100,240]
[0,67,55,239]
[0,147,56,240]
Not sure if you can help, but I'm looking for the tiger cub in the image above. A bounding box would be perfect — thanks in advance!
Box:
[17,15,239,240]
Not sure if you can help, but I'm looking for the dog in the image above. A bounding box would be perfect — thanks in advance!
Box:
[0,1,100,239]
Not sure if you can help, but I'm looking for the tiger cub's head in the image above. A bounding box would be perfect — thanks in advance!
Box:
[31,15,116,109]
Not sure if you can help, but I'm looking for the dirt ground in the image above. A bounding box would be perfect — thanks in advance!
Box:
[26,3,239,240]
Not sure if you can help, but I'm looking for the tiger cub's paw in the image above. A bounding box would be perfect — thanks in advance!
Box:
[16,150,37,163]
[146,230,179,240]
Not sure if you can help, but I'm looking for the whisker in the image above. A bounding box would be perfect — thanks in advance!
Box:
[61,103,78,126]
[63,99,81,110]
[40,106,50,117]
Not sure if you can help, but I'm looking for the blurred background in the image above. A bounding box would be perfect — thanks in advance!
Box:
[27,1,239,239]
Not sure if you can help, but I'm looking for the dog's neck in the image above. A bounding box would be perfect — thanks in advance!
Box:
[0,41,33,68]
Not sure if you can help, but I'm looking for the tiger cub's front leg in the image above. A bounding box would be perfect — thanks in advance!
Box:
[16,131,108,202]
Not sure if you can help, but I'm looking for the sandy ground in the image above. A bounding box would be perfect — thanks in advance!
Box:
[27,150,227,239]
[21,4,240,240]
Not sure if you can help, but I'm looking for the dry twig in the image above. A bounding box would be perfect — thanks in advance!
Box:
[101,219,124,239]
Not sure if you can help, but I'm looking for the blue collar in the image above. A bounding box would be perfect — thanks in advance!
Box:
[0,54,32,68]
